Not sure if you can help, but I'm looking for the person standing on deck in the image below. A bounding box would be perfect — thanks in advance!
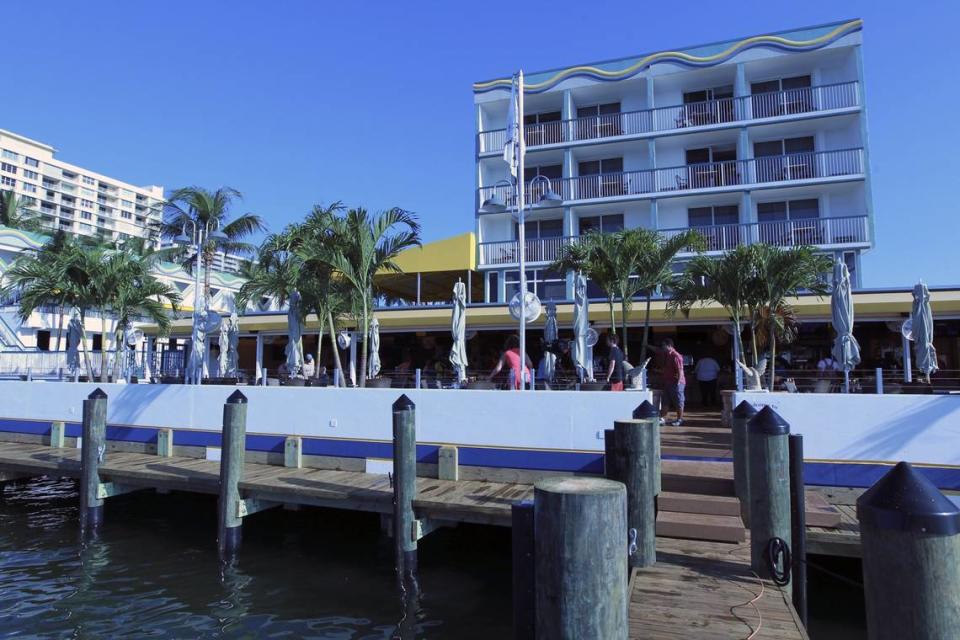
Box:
[660,338,686,426]
[693,355,720,407]
[605,333,626,391]
[488,335,533,390]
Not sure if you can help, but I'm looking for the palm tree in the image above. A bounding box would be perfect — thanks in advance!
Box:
[160,187,266,299]
[303,207,420,387]
[668,245,764,382]
[551,231,621,335]
[628,228,704,360]
[752,245,831,389]
[0,190,43,233]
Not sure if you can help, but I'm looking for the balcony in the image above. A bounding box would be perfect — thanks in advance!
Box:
[477,216,869,267]
[477,148,864,210]
[477,81,859,154]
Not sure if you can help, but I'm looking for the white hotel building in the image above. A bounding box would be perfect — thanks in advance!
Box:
[473,19,871,303]
[0,129,164,243]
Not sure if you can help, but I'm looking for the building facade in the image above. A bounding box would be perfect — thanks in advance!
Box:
[0,129,164,244]
[473,19,872,303]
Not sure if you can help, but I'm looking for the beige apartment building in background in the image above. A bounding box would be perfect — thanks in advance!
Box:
[0,128,164,243]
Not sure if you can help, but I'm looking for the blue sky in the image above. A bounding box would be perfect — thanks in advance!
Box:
[4,1,957,287]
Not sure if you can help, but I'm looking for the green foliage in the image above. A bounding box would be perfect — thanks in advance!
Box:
[0,190,44,233]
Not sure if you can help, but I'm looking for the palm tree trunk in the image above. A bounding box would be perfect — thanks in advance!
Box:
[98,309,109,383]
[54,301,65,352]
[750,316,759,367]
[327,311,344,387]
[641,293,652,361]
[768,325,777,391]
[620,299,629,359]
[204,255,213,301]
[112,325,124,380]
[608,300,616,338]
[359,298,369,388]
[315,326,323,380]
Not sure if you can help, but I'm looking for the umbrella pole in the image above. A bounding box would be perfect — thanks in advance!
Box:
[844,370,850,394]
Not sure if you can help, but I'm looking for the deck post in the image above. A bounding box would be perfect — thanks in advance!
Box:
[534,477,628,640]
[79,388,107,532]
[603,429,618,480]
[858,462,960,640]
[218,389,247,557]
[615,411,658,569]
[392,394,418,592]
[732,400,757,525]
[157,428,173,457]
[788,433,807,626]
[438,445,458,481]
[50,421,65,448]
[632,400,661,496]
[284,436,302,468]
[512,500,535,640]
[747,406,791,583]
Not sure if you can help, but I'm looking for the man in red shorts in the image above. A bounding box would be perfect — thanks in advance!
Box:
[659,338,686,426]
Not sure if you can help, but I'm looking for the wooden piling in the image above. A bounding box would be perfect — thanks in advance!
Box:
[858,462,960,640]
[157,428,173,457]
[603,429,618,480]
[747,406,791,582]
[50,421,65,448]
[438,445,458,481]
[217,390,247,557]
[79,388,107,532]
[284,436,302,468]
[392,394,418,589]
[614,417,657,569]
[632,400,661,496]
[788,433,808,626]
[534,477,628,640]
[512,500,535,640]
[732,400,757,525]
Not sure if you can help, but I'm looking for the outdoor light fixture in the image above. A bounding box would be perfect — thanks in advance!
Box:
[530,174,563,208]
[479,179,512,213]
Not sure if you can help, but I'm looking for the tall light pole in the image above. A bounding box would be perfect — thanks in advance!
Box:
[175,219,227,384]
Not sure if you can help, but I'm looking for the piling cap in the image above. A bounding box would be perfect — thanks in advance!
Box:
[393,394,415,411]
[226,390,247,404]
[632,400,658,420]
[857,461,960,535]
[733,401,757,419]
[87,388,108,400]
[748,405,790,435]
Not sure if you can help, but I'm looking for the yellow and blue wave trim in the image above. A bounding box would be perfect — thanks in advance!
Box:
[474,19,863,95]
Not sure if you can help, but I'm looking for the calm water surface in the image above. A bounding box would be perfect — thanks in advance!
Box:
[0,477,867,639]
[0,478,512,639]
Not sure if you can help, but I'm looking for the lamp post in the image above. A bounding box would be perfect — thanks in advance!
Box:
[175,219,228,384]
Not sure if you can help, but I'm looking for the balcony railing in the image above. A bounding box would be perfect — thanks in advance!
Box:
[477,216,869,266]
[477,81,860,153]
[478,148,864,209]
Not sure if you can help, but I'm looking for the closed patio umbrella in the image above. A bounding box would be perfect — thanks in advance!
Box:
[286,290,305,377]
[911,281,938,384]
[449,281,468,384]
[572,272,590,382]
[544,301,558,345]
[830,260,861,393]
[368,317,381,379]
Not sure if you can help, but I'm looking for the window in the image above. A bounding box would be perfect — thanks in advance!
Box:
[757,200,821,245]
[577,157,625,198]
[575,102,622,139]
[36,330,51,351]
[122,199,134,209]
[1,163,17,174]
[688,205,741,251]
[23,169,38,180]
[488,271,499,303]
[121,211,132,219]
[81,187,95,197]
[523,110,562,145]
[681,85,735,125]
[82,175,95,185]
[24,157,38,167]
[81,212,92,220]
[505,269,567,301]
[81,199,94,208]
[136,216,145,223]
[22,183,36,193]
[515,218,563,240]
[1,176,15,187]
[751,75,813,117]
[753,136,816,182]
[92,334,103,352]
[2,149,18,161]
[579,213,624,234]
[523,164,562,202]
[684,147,739,187]
[121,188,134,197]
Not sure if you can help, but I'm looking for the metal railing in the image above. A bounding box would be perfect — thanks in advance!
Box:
[479,216,869,265]
[477,81,860,153]
[477,149,864,209]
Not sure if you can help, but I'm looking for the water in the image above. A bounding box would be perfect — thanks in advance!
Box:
[0,478,868,639]
[0,478,513,639]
